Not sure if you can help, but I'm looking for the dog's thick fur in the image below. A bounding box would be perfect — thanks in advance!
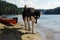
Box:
[22,5,40,33]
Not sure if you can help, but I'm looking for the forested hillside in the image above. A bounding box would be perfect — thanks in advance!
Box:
[0,0,21,15]
[44,7,60,14]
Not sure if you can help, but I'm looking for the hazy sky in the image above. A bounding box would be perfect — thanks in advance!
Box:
[4,0,60,9]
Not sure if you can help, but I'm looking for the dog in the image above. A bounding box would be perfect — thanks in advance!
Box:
[22,5,41,33]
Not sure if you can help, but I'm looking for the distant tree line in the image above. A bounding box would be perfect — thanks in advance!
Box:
[44,7,60,14]
[0,0,60,15]
[0,0,22,15]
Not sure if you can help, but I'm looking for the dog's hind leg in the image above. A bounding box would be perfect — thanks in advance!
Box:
[27,17,31,31]
[24,17,28,30]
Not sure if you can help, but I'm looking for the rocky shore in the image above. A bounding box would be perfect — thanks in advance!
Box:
[0,22,42,40]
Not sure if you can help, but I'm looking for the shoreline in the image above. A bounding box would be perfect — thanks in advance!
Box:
[0,22,42,40]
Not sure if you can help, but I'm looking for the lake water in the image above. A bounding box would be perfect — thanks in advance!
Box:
[5,15,60,40]
[35,15,60,40]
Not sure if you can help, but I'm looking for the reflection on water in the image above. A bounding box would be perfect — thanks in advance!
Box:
[5,15,60,40]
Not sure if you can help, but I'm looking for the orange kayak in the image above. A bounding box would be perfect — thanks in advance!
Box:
[0,17,18,25]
